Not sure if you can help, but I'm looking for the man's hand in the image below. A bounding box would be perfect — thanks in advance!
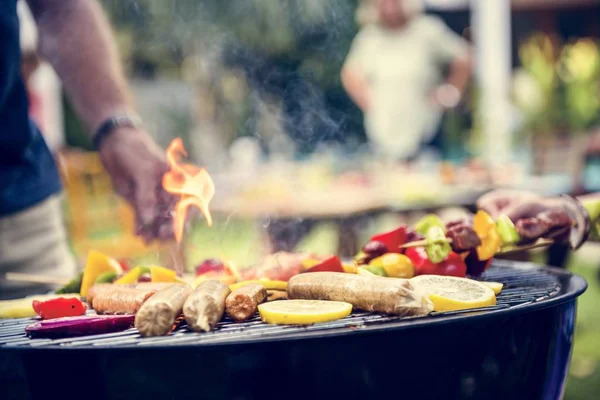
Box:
[476,189,555,222]
[99,128,175,242]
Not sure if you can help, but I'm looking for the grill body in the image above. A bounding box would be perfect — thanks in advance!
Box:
[0,261,587,400]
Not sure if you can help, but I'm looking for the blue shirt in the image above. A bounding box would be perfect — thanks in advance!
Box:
[0,0,61,217]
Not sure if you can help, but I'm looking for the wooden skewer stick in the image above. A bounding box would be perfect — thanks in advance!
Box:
[399,237,556,254]
[3,273,70,286]
[399,238,452,249]
[496,238,555,255]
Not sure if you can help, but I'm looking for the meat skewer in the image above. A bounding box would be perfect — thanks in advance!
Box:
[399,202,583,256]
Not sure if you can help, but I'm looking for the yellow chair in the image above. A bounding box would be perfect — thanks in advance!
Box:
[58,149,185,269]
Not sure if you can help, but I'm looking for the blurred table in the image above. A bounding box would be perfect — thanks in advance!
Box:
[210,161,578,257]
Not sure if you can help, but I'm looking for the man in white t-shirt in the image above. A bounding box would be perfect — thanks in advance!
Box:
[342,0,473,161]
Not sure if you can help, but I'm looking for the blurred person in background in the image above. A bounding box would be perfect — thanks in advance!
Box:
[0,0,173,299]
[341,0,473,163]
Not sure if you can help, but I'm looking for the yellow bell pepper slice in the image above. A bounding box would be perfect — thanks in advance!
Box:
[473,211,502,260]
[114,266,145,285]
[80,250,123,298]
[150,266,177,283]
[229,279,288,291]
[342,263,357,274]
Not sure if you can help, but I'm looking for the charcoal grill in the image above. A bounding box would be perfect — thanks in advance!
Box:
[0,260,587,400]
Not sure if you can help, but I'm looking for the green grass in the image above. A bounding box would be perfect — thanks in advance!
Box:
[565,257,600,400]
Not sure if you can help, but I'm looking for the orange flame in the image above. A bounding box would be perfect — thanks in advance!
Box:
[162,138,215,243]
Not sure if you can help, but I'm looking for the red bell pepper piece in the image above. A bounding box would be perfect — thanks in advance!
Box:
[195,259,226,276]
[370,225,408,253]
[305,256,344,273]
[405,247,467,278]
[32,297,87,320]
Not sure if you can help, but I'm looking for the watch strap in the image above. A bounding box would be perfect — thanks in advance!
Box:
[92,114,143,150]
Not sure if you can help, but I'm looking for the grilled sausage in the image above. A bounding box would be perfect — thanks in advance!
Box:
[183,280,231,332]
[287,272,432,316]
[225,283,267,322]
[267,290,287,302]
[92,286,157,315]
[135,284,192,337]
[87,284,121,305]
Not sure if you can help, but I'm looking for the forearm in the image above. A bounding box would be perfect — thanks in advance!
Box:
[445,53,473,95]
[27,0,135,135]
[341,67,370,112]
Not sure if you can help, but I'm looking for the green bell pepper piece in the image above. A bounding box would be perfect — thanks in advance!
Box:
[496,214,521,245]
[415,214,446,236]
[425,226,452,263]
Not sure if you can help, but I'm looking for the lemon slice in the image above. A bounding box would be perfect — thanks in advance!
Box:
[410,275,496,312]
[481,281,503,295]
[258,300,352,325]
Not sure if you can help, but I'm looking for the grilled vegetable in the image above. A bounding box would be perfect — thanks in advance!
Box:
[114,266,149,285]
[361,265,387,277]
[369,253,414,278]
[183,280,231,332]
[473,211,502,261]
[495,215,520,245]
[229,279,288,292]
[0,294,79,319]
[32,297,87,320]
[225,283,267,322]
[150,266,177,283]
[370,226,407,253]
[406,247,467,278]
[415,214,446,236]
[95,272,118,284]
[80,250,123,298]
[55,272,83,294]
[135,284,192,337]
[25,315,135,339]
[464,251,492,277]
[425,226,452,263]
[304,256,345,273]
[362,241,389,260]
[287,272,432,316]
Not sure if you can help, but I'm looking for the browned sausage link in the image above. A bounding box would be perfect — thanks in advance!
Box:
[225,283,267,322]
[287,272,432,316]
[86,283,127,305]
[92,287,157,315]
[183,280,231,332]
[134,282,178,291]
[135,284,192,337]
[266,290,287,302]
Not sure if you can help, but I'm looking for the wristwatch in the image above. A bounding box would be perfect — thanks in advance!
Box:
[92,114,143,150]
